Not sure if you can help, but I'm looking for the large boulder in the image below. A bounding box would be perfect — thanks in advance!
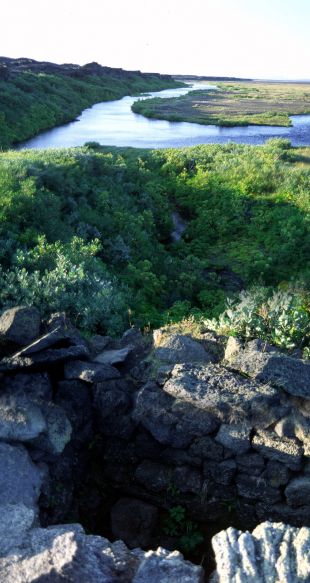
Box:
[211,521,310,582]
[163,363,285,428]
[0,306,40,347]
[0,523,203,582]
[225,337,310,399]
[0,442,43,510]
[153,332,214,365]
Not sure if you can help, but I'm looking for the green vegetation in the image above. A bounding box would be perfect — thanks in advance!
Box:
[0,71,182,149]
[205,286,310,354]
[0,139,309,335]
[163,506,204,553]
[132,81,310,127]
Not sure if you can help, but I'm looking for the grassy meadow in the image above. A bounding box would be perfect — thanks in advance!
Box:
[132,81,310,126]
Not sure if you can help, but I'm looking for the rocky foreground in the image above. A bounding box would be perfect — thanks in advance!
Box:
[0,306,309,582]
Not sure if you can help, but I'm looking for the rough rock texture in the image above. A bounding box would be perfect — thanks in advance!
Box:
[211,521,310,582]
[153,333,214,365]
[0,310,309,582]
[225,337,310,399]
[0,306,40,346]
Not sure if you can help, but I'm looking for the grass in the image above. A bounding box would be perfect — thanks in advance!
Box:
[132,81,310,127]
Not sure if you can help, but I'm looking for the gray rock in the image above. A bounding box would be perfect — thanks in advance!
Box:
[0,306,40,346]
[16,327,70,356]
[0,393,46,442]
[111,498,158,548]
[256,502,310,526]
[236,474,281,503]
[211,521,310,583]
[262,460,291,487]
[64,359,120,382]
[133,382,219,449]
[95,379,135,439]
[88,334,113,355]
[215,422,252,454]
[132,547,204,582]
[0,442,43,509]
[211,460,237,485]
[190,437,224,461]
[0,344,89,372]
[94,346,133,365]
[285,476,310,508]
[31,402,72,454]
[226,338,310,399]
[0,504,35,556]
[163,363,282,427]
[153,333,214,365]
[274,413,310,445]
[236,452,265,476]
[2,372,52,400]
[135,461,170,493]
[252,430,303,470]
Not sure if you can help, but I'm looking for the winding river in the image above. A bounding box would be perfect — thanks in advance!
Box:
[19,83,310,149]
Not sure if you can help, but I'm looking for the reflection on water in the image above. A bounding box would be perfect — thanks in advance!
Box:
[18,84,310,149]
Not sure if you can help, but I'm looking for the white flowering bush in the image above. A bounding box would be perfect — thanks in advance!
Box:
[205,286,310,351]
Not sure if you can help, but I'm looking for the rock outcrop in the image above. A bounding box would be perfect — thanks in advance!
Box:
[0,307,309,581]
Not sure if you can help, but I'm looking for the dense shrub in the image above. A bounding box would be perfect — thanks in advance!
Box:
[205,286,310,352]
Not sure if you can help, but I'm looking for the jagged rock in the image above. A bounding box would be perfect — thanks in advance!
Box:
[0,522,203,583]
[16,328,72,356]
[225,337,310,399]
[211,521,310,583]
[94,346,133,365]
[133,382,220,448]
[132,547,203,582]
[0,504,36,557]
[285,476,310,508]
[0,344,89,372]
[0,306,40,347]
[163,363,284,427]
[215,422,252,454]
[0,393,46,441]
[64,359,120,382]
[0,442,43,509]
[252,430,303,470]
[111,498,158,548]
[153,333,214,364]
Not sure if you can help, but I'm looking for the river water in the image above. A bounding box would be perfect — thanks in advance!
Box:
[19,83,310,149]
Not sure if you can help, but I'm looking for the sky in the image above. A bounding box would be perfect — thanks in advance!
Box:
[1,0,309,80]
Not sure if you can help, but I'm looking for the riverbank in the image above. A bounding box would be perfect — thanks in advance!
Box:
[132,81,310,127]
[0,56,184,149]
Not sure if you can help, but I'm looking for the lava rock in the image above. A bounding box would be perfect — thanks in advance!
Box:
[252,430,303,470]
[215,422,252,454]
[0,306,40,347]
[285,476,310,508]
[64,359,120,383]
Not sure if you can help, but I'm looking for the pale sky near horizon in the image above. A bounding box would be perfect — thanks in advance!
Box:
[1,0,309,80]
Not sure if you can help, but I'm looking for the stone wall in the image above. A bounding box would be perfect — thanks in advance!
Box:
[0,305,309,581]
